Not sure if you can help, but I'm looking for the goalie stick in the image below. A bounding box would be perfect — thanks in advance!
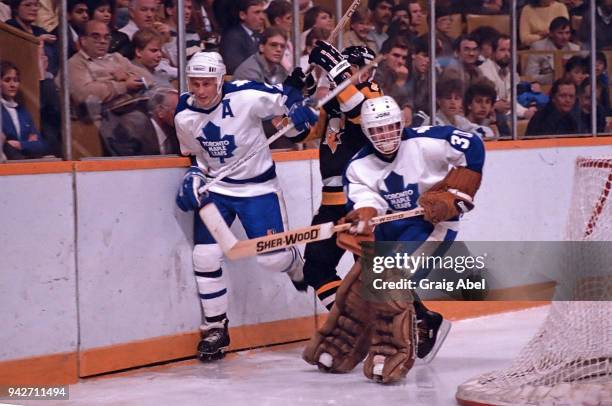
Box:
[198,54,382,195]
[200,205,425,260]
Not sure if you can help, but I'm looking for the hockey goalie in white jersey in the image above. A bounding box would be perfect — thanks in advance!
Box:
[174,52,317,362]
[303,95,485,384]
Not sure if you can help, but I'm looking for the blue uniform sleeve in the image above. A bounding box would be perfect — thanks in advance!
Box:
[405,126,485,173]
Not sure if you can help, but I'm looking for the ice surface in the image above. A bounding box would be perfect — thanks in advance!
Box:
[24,306,549,406]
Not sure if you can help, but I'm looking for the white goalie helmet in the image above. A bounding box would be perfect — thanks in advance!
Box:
[360,96,404,155]
[186,51,226,92]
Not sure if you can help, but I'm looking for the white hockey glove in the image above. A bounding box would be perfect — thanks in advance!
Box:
[176,166,210,212]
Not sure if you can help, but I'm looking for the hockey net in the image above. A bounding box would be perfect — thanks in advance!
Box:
[456,157,612,406]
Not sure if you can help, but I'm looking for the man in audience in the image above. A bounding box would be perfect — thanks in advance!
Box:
[441,34,485,90]
[61,0,89,57]
[574,78,607,133]
[479,34,535,135]
[526,78,579,135]
[410,38,431,116]
[374,37,412,119]
[119,0,157,39]
[525,17,580,85]
[384,3,415,46]
[68,20,155,155]
[146,87,180,154]
[367,0,393,53]
[162,0,202,67]
[233,26,288,85]
[266,0,293,72]
[407,0,425,36]
[578,0,612,49]
[344,9,376,50]
[219,0,266,74]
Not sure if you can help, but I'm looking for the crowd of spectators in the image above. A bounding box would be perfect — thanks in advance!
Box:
[1,0,612,161]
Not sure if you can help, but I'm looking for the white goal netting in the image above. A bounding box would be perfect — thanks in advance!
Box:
[456,157,612,406]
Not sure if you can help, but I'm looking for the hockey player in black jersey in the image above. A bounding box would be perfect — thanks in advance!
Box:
[301,45,382,311]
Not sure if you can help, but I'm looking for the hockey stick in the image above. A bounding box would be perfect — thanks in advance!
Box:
[198,54,382,195]
[201,206,425,260]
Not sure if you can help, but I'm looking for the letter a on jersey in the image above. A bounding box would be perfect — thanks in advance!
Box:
[197,122,237,164]
[382,171,420,210]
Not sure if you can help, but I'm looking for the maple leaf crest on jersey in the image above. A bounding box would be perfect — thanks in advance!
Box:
[196,122,237,164]
[382,171,420,210]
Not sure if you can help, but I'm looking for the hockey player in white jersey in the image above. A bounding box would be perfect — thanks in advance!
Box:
[174,52,317,362]
[303,95,485,383]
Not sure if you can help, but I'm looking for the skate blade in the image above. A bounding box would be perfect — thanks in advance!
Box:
[198,346,229,362]
[418,319,451,365]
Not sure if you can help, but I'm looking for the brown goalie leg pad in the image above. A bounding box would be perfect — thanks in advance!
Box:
[302,262,372,373]
[362,301,417,384]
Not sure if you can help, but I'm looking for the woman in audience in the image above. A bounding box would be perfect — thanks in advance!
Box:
[300,5,333,51]
[1,61,49,160]
[519,0,569,47]
[87,0,131,55]
[6,0,59,76]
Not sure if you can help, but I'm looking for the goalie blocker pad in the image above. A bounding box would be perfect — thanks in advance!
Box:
[418,167,482,224]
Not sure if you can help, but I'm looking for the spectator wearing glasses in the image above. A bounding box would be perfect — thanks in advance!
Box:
[233,26,288,85]
[441,34,485,90]
[266,0,293,72]
[87,0,131,56]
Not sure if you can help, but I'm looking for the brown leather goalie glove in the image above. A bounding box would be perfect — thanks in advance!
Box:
[363,297,417,384]
[335,207,377,256]
[302,262,373,373]
[418,167,482,224]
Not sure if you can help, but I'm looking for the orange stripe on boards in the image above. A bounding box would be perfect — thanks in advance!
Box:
[271,149,319,162]
[79,315,318,377]
[79,331,200,377]
[74,157,190,172]
[0,161,73,176]
[0,352,78,385]
[425,301,549,322]
[485,135,612,150]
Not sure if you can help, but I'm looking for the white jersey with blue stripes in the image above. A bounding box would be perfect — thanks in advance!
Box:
[344,125,486,216]
[175,80,289,197]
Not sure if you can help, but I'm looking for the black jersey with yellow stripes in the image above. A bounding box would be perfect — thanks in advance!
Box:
[317,81,382,204]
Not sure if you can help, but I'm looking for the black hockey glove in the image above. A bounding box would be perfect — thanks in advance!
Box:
[283,67,318,97]
[308,40,351,86]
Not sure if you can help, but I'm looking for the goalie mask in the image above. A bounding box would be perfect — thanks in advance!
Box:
[361,96,404,155]
[186,51,226,93]
[342,46,377,82]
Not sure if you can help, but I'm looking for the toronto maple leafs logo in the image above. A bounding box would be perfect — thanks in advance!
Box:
[381,171,420,210]
[196,122,237,164]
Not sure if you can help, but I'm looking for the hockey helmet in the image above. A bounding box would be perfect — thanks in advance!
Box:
[341,46,377,81]
[186,51,226,92]
[360,96,404,155]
